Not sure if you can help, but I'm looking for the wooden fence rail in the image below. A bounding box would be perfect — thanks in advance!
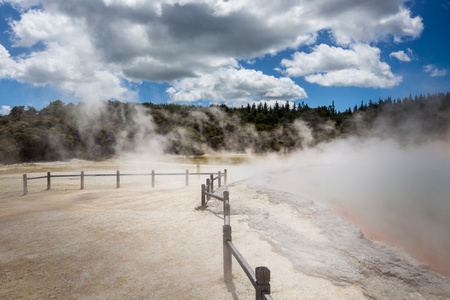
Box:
[200,170,227,208]
[22,169,227,196]
[201,177,273,300]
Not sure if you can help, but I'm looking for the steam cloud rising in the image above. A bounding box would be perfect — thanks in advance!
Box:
[240,110,450,275]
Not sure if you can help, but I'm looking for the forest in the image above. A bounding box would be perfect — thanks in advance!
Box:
[1,92,449,164]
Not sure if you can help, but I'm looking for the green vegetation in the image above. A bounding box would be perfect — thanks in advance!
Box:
[1,93,449,164]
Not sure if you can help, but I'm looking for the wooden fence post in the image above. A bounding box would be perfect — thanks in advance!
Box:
[80,171,84,190]
[223,224,232,282]
[223,191,230,223]
[255,267,271,300]
[151,170,155,187]
[224,169,227,186]
[186,170,189,186]
[206,178,211,201]
[23,174,28,196]
[223,190,232,282]
[218,171,221,188]
[47,172,51,190]
[201,184,206,208]
[223,191,230,214]
[116,170,120,188]
[210,174,214,193]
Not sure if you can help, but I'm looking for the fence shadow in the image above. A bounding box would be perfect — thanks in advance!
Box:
[226,280,239,300]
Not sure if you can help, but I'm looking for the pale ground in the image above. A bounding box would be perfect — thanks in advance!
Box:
[0,159,367,299]
[1,158,448,299]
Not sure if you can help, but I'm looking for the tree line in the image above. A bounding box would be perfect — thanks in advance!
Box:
[1,92,449,164]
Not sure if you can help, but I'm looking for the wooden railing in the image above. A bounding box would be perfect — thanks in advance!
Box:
[201,178,274,300]
[22,170,226,196]
[22,168,272,298]
[200,169,227,208]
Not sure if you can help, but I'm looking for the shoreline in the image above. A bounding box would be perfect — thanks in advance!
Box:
[329,205,450,277]
[245,183,450,299]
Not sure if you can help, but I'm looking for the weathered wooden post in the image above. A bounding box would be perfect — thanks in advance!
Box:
[47,172,51,190]
[185,170,189,186]
[218,171,222,188]
[80,171,84,190]
[223,191,230,220]
[201,184,206,208]
[151,170,155,187]
[206,178,211,201]
[23,174,28,196]
[255,267,271,300]
[116,170,120,188]
[223,191,232,282]
[210,174,214,193]
[224,169,227,186]
[223,224,232,282]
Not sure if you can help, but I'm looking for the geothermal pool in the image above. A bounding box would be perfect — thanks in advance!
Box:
[247,139,450,278]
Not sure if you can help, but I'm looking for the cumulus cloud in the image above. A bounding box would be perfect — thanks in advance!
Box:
[0,105,11,115]
[310,2,423,45]
[0,6,134,101]
[9,9,76,47]
[389,49,412,62]
[424,65,447,77]
[167,67,307,106]
[0,44,18,79]
[280,43,402,88]
[0,0,423,102]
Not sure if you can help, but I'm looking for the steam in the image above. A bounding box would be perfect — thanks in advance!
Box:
[243,131,450,275]
[292,119,314,147]
[74,100,165,161]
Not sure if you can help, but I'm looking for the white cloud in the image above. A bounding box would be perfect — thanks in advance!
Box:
[3,8,136,101]
[0,44,17,78]
[0,105,12,115]
[305,69,401,88]
[280,43,402,88]
[389,50,412,62]
[10,9,77,47]
[316,3,423,45]
[167,67,307,106]
[0,0,423,102]
[424,65,447,77]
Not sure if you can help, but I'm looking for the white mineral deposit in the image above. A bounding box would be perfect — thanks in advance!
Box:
[1,156,449,299]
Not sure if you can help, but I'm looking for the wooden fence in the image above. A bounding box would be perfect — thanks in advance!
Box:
[22,169,227,196]
[22,168,272,298]
[201,178,274,300]
[200,170,227,207]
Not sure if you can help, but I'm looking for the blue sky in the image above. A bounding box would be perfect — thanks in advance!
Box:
[0,0,449,115]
